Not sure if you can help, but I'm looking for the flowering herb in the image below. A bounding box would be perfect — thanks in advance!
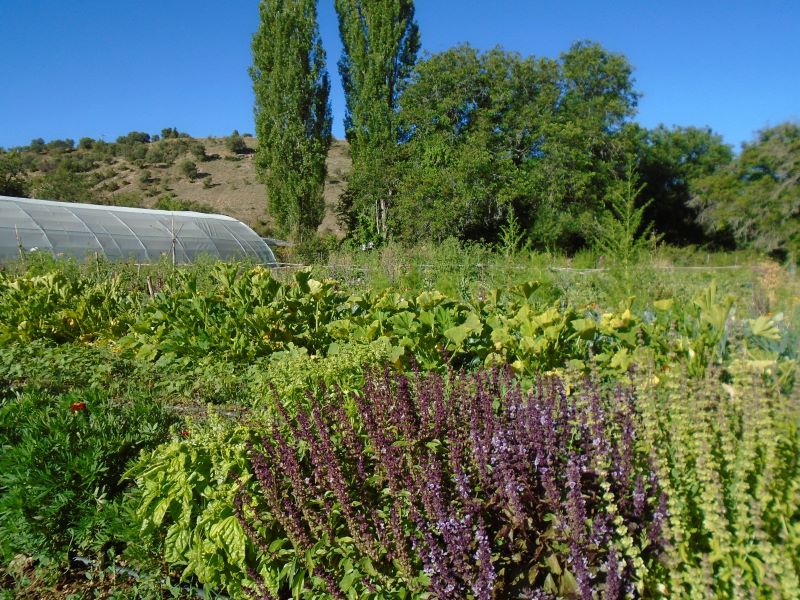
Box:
[239,366,665,598]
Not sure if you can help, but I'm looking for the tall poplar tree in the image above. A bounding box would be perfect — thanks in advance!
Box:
[335,0,419,240]
[251,0,332,239]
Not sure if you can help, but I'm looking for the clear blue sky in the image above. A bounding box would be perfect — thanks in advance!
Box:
[1,0,797,150]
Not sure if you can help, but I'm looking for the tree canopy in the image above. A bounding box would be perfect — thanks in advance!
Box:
[691,122,800,260]
[636,125,733,245]
[375,42,639,249]
[251,0,332,239]
[335,0,419,241]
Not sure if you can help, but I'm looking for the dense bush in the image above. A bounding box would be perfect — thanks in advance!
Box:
[692,122,800,262]
[0,388,177,565]
[154,193,214,213]
[179,158,198,181]
[226,130,249,154]
[29,165,97,203]
[235,367,665,598]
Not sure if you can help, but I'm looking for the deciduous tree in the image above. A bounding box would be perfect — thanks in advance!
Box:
[691,122,800,262]
[251,0,332,239]
[335,0,419,241]
[386,42,639,248]
[637,125,733,244]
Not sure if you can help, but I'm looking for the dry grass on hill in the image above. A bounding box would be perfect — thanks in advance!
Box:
[104,137,351,238]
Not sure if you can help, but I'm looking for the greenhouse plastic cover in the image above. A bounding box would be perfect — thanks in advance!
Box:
[0,195,276,264]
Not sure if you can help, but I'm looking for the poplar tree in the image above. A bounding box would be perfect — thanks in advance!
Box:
[335,0,419,240]
[251,0,332,239]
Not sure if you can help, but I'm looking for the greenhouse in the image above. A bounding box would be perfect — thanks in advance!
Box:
[0,195,276,264]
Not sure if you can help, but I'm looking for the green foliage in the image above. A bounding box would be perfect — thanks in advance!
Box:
[29,164,97,203]
[691,122,800,262]
[145,137,193,166]
[335,0,419,241]
[125,412,255,598]
[293,231,339,264]
[154,193,214,213]
[637,124,733,245]
[226,130,249,155]
[251,0,332,239]
[0,388,176,565]
[189,140,208,162]
[178,159,198,181]
[0,254,797,597]
[0,150,28,196]
[369,42,639,247]
[116,131,151,145]
[637,367,800,596]
[45,138,75,153]
[498,213,529,258]
[591,163,658,269]
[0,269,133,344]
[160,127,188,140]
[0,341,138,399]
[28,137,45,153]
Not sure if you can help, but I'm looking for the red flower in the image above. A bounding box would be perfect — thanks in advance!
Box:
[180,429,190,438]
[70,401,87,412]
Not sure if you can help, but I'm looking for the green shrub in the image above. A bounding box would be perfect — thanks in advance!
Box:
[154,194,213,213]
[178,159,198,181]
[0,389,177,566]
[189,141,208,162]
[293,232,339,264]
[226,130,248,155]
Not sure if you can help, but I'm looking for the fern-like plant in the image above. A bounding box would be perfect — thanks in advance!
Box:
[593,162,658,269]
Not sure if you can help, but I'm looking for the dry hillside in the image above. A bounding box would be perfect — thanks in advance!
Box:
[11,135,351,239]
[106,136,351,238]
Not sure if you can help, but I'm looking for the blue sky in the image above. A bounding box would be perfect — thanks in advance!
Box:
[1,0,797,150]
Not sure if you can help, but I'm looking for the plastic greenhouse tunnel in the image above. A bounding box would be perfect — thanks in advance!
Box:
[0,195,276,264]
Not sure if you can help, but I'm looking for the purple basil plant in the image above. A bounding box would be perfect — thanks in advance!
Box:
[238,365,666,599]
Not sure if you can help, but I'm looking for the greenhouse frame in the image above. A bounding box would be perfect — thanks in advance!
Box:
[0,195,276,264]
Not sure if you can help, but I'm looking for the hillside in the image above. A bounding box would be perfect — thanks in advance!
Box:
[1,134,352,238]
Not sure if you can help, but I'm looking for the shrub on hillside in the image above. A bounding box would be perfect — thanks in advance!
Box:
[116,131,151,145]
[226,130,248,155]
[190,141,209,162]
[154,193,213,213]
[179,159,198,181]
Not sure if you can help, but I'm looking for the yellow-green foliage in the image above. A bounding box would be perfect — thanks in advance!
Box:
[637,366,800,597]
[126,412,254,597]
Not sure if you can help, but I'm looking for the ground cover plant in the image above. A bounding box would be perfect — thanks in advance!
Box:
[0,251,798,598]
[0,388,177,568]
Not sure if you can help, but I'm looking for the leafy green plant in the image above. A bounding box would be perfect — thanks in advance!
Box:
[0,269,134,344]
[0,388,177,567]
[592,163,658,270]
[497,212,528,258]
[636,365,800,596]
[125,412,256,598]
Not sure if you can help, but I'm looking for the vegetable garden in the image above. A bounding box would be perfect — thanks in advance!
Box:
[0,251,798,598]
